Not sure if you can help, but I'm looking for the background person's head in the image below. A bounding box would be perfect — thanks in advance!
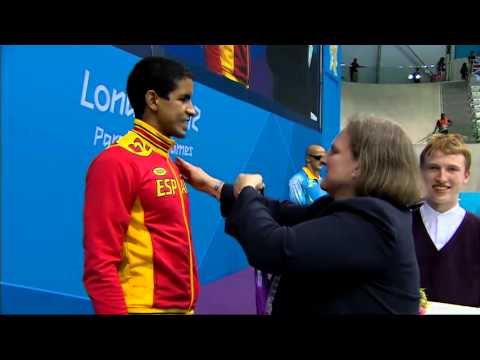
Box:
[420,134,471,212]
[305,144,326,174]
[321,114,420,207]
[127,56,196,138]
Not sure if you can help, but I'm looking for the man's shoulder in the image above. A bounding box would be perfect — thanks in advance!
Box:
[465,211,480,225]
[88,132,152,173]
[93,131,162,161]
[289,170,306,183]
[410,202,422,214]
[114,131,155,157]
[87,145,136,176]
[91,143,125,162]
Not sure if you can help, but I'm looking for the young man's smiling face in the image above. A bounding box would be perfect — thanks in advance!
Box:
[421,150,470,212]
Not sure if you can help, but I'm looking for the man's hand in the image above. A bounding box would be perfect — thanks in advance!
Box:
[233,174,265,198]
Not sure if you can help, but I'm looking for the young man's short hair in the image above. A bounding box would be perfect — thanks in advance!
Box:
[420,133,471,172]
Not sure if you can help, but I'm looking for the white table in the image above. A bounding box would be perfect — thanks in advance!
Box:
[425,301,480,315]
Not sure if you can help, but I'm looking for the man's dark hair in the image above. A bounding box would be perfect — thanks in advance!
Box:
[126,56,193,118]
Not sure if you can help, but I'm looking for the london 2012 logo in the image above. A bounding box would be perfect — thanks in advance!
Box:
[188,106,200,133]
[80,69,134,117]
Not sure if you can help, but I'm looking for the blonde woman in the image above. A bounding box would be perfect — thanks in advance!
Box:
[177,114,422,315]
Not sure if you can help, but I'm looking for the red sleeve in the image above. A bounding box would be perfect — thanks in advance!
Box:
[83,148,139,314]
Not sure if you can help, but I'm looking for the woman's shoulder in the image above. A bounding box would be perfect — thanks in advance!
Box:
[327,197,410,230]
[335,198,414,247]
[331,197,407,213]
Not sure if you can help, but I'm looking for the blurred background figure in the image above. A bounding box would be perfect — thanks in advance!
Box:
[350,58,362,82]
[433,113,452,135]
[436,57,446,81]
[460,62,469,81]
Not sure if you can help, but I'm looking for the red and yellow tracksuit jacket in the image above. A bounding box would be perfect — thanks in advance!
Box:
[83,119,199,314]
[204,45,250,88]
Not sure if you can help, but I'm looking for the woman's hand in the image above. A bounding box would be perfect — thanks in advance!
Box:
[233,174,265,198]
[175,157,224,199]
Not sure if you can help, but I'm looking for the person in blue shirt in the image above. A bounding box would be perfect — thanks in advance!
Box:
[254,144,327,314]
[289,144,327,205]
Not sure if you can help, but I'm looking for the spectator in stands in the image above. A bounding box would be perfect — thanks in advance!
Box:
[433,113,452,135]
[436,57,446,81]
[413,133,480,307]
[349,58,362,82]
[460,62,469,81]
[176,114,422,315]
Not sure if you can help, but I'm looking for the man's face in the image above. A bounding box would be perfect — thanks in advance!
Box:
[306,145,326,173]
[421,150,470,212]
[155,77,196,138]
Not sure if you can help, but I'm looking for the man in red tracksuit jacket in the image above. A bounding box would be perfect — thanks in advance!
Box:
[83,57,199,314]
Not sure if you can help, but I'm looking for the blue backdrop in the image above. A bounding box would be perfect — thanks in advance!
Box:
[0,45,342,314]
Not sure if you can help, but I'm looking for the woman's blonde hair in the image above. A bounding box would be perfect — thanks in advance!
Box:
[346,114,421,207]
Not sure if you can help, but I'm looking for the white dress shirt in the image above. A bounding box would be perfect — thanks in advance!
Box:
[419,202,466,251]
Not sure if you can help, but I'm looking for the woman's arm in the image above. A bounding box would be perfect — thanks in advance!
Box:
[176,157,328,225]
[227,188,394,275]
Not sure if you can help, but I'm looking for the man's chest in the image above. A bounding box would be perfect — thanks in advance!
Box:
[134,157,189,217]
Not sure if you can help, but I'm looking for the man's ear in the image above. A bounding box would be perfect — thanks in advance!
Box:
[145,90,158,111]
[464,169,471,185]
